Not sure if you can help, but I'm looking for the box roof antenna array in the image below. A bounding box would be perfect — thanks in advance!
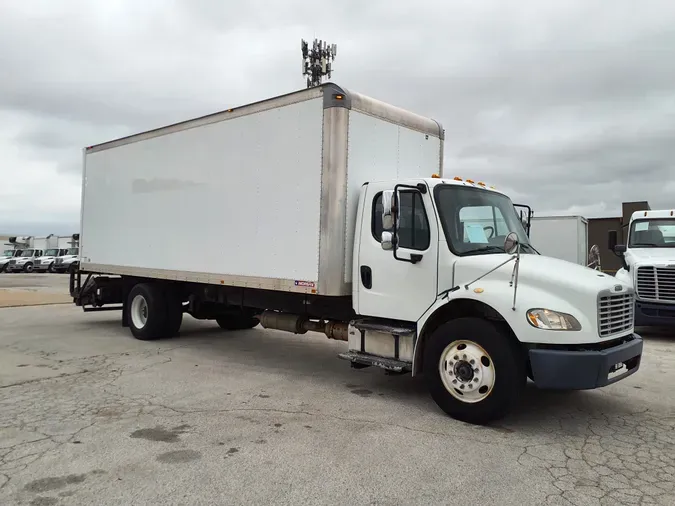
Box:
[301,38,337,88]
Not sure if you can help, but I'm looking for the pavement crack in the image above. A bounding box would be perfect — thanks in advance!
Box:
[0,370,92,390]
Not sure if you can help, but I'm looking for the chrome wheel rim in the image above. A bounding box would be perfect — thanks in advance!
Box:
[130,294,149,329]
[438,340,496,403]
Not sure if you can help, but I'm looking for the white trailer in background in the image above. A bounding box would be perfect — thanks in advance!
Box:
[529,215,589,266]
[69,83,642,425]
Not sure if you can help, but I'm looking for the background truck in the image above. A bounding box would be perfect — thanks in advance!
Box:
[70,83,643,425]
[1,242,23,273]
[52,234,80,274]
[6,236,46,273]
[34,234,78,273]
[529,215,589,266]
[611,209,675,327]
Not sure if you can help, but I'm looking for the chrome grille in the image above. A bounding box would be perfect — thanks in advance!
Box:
[35,259,41,265]
[598,292,634,337]
[636,266,675,303]
[9,260,16,265]
[55,258,63,265]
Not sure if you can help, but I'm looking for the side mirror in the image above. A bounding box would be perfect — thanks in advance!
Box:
[382,190,395,230]
[614,244,627,255]
[504,232,519,254]
[381,231,393,251]
[608,230,618,251]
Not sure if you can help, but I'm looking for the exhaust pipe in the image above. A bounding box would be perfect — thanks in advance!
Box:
[259,311,348,341]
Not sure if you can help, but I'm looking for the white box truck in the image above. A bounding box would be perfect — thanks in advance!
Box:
[529,215,589,266]
[611,209,675,327]
[70,83,643,424]
[34,234,77,273]
[6,236,47,273]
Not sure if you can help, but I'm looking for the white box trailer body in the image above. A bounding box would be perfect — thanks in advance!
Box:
[529,215,588,266]
[72,83,643,425]
[80,84,443,296]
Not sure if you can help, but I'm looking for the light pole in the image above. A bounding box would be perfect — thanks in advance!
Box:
[301,38,337,88]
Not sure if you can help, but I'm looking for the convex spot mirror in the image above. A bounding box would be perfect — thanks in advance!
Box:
[381,231,393,250]
[504,232,519,254]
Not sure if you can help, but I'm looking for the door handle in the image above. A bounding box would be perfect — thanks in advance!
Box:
[360,265,372,289]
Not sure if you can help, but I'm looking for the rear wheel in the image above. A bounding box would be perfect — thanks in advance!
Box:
[423,317,525,425]
[127,283,168,340]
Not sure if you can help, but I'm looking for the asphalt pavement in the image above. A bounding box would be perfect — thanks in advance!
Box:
[0,274,673,505]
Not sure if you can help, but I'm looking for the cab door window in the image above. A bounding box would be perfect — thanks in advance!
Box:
[372,190,430,250]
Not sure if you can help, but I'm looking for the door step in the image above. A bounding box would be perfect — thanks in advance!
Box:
[351,318,416,337]
[338,351,412,373]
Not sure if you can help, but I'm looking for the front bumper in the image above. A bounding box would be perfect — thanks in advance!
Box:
[635,300,675,327]
[528,334,643,390]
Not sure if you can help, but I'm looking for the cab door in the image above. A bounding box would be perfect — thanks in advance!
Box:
[355,182,439,322]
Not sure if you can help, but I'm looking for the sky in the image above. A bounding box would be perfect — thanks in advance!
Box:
[1,0,674,236]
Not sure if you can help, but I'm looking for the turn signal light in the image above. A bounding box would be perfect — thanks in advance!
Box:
[431,173,441,178]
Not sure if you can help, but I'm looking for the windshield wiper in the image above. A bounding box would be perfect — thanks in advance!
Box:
[464,245,506,255]
[631,243,660,247]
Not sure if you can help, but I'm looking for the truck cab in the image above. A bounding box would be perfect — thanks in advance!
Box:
[0,249,20,273]
[7,248,43,273]
[33,248,67,273]
[611,209,675,326]
[343,176,643,422]
[53,247,80,273]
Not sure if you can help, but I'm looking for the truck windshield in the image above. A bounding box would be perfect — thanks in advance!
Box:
[434,185,535,256]
[21,249,35,257]
[44,249,59,256]
[66,248,79,255]
[2,250,12,257]
[628,218,675,247]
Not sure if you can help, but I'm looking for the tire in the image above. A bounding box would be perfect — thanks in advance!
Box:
[23,263,34,273]
[216,309,259,330]
[127,283,169,340]
[423,317,526,425]
[48,263,55,273]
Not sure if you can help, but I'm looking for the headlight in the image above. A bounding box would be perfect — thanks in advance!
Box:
[526,308,581,331]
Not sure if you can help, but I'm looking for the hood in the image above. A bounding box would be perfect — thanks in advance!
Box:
[451,252,634,344]
[626,248,675,264]
[454,253,621,294]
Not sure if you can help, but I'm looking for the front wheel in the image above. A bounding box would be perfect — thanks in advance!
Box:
[23,263,34,273]
[423,317,525,425]
[48,262,55,273]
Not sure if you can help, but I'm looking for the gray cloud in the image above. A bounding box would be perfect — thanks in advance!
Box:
[2,0,675,235]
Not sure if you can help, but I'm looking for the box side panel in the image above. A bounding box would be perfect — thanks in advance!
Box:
[81,97,324,288]
[344,110,443,283]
